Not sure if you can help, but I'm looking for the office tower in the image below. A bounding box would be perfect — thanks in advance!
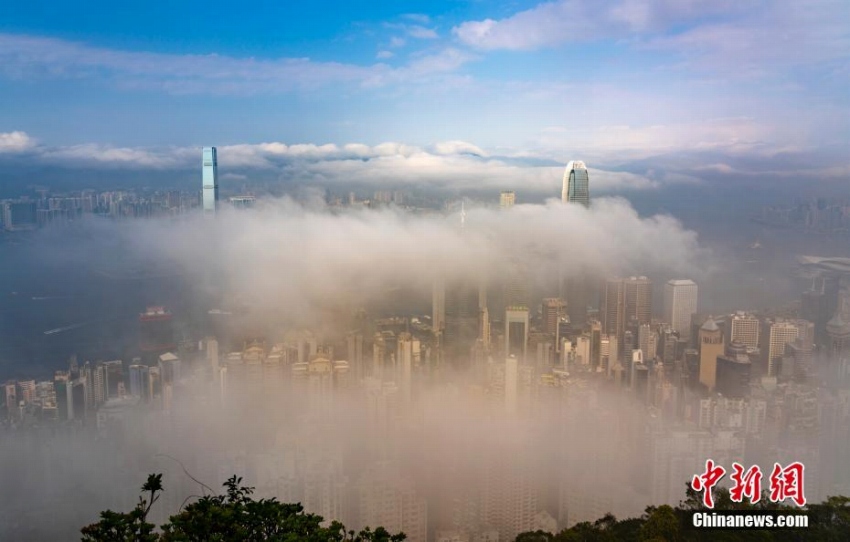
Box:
[505,355,518,416]
[478,306,491,347]
[803,276,840,344]
[205,337,220,377]
[600,335,618,375]
[601,278,625,343]
[716,351,752,399]
[659,327,679,364]
[664,280,698,339]
[561,160,589,207]
[766,320,799,377]
[346,332,365,378]
[202,146,219,214]
[589,319,602,368]
[158,352,181,384]
[562,272,598,326]
[128,364,149,398]
[228,195,255,209]
[92,365,107,405]
[499,191,516,209]
[444,279,480,357]
[69,379,86,419]
[432,278,445,335]
[505,307,530,362]
[503,261,529,309]
[698,317,724,391]
[396,333,419,403]
[103,360,124,399]
[542,298,566,337]
[307,355,334,417]
[730,311,760,349]
[2,200,38,230]
[3,382,16,415]
[827,288,850,358]
[624,276,652,325]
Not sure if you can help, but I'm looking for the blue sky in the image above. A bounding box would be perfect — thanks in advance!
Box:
[0,0,848,193]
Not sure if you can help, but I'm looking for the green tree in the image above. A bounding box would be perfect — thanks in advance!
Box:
[82,474,405,542]
[81,473,163,542]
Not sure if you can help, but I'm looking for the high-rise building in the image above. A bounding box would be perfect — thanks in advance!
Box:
[663,280,698,338]
[128,364,150,399]
[716,350,752,399]
[542,298,566,337]
[729,312,760,349]
[505,355,518,416]
[499,191,516,209]
[766,320,799,377]
[158,352,181,384]
[699,317,724,391]
[432,278,446,335]
[396,333,419,403]
[103,360,124,399]
[478,306,491,347]
[505,307,529,362]
[358,462,428,542]
[827,288,850,362]
[202,146,219,214]
[561,160,589,207]
[444,279,480,357]
[624,276,653,326]
[601,278,625,341]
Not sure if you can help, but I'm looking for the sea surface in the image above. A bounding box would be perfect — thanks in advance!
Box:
[0,227,192,380]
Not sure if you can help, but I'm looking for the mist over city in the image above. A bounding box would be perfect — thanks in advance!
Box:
[1,1,849,541]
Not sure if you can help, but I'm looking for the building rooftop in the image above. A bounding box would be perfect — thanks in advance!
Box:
[701,317,719,332]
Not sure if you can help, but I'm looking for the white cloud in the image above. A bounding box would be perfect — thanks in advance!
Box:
[401,14,431,24]
[535,117,787,162]
[9,131,848,192]
[0,33,472,95]
[131,197,707,319]
[430,140,487,157]
[0,131,36,152]
[451,0,816,61]
[645,0,850,76]
[376,50,394,59]
[407,25,439,39]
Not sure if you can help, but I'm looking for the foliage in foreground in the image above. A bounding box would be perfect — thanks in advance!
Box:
[81,473,405,542]
[516,486,850,542]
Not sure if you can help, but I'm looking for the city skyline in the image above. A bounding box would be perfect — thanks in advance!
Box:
[0,1,847,198]
[1,2,849,540]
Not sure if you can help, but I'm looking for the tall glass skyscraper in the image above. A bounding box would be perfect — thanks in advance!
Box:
[202,146,218,214]
[561,160,589,207]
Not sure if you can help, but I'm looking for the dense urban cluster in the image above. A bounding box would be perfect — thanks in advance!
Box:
[1,155,849,541]
[754,198,850,235]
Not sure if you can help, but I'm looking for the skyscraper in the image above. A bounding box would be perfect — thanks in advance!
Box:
[500,190,516,209]
[561,160,589,207]
[624,276,653,326]
[601,278,625,340]
[766,320,799,377]
[730,311,760,349]
[202,146,219,214]
[664,279,698,339]
[505,307,529,363]
[699,317,724,391]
